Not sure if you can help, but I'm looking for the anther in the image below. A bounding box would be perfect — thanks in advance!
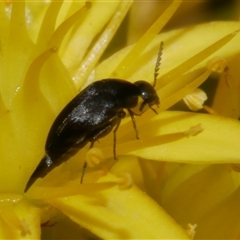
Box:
[86,148,104,167]
[207,56,227,73]
[116,172,133,190]
[183,88,207,111]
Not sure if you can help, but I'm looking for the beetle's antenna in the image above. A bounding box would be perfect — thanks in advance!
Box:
[153,41,164,87]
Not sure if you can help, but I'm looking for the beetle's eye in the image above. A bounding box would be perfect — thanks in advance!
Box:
[134,80,160,106]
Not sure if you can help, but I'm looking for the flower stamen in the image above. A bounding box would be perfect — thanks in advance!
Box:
[116,172,133,190]
[0,202,30,236]
[85,147,109,182]
[187,223,197,239]
[202,105,218,115]
[86,147,104,168]
[183,88,207,111]
[207,56,227,73]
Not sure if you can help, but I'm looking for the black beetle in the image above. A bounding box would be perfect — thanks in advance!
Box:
[25,42,163,191]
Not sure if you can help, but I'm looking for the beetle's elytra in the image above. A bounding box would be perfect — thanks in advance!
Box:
[25,42,163,192]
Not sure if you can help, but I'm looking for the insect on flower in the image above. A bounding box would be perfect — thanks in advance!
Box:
[25,42,163,192]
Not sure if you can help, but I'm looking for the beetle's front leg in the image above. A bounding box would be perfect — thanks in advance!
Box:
[127,109,139,140]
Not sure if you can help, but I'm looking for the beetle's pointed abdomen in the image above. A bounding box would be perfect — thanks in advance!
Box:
[25,154,53,192]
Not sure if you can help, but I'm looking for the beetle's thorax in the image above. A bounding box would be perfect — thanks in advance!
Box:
[101,79,140,109]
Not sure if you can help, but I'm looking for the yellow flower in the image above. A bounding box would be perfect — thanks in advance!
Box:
[0,0,240,239]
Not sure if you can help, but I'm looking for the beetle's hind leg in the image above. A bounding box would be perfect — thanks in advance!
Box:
[80,142,94,184]
[113,117,122,160]
[80,119,118,183]
[80,161,88,184]
[81,110,126,183]
[112,110,126,160]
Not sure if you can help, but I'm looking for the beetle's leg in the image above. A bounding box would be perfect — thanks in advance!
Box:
[127,109,139,139]
[113,110,126,159]
[149,105,158,115]
[112,118,121,160]
[81,142,94,184]
[80,161,87,183]
[81,111,126,183]
[90,125,113,142]
[81,118,119,183]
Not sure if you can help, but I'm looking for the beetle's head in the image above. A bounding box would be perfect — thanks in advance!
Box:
[134,80,160,114]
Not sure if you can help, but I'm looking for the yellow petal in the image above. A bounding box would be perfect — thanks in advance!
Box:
[111,0,182,79]
[0,2,34,108]
[195,185,240,239]
[95,21,240,83]
[61,1,132,87]
[47,174,190,239]
[101,111,240,164]
[211,55,240,118]
[0,197,40,239]
[160,165,236,225]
